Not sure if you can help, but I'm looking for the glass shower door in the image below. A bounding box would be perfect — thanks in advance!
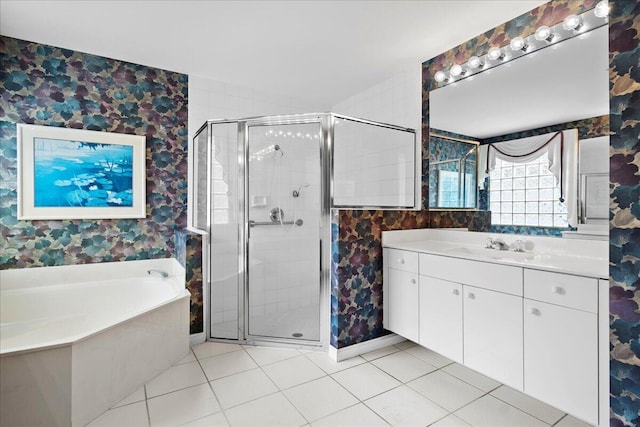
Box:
[246,122,321,341]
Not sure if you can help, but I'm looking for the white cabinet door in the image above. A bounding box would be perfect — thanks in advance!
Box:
[387,268,419,342]
[464,285,523,390]
[419,276,463,363]
[524,299,598,425]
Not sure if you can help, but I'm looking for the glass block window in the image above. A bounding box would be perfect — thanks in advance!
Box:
[489,156,568,227]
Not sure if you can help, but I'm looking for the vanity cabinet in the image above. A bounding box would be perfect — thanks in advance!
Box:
[418,276,463,363]
[383,248,419,342]
[464,285,523,390]
[382,243,605,426]
[523,271,599,425]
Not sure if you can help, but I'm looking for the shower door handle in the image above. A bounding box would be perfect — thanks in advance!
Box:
[248,219,303,227]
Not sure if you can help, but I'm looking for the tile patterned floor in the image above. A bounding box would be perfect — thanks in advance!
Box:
[87,341,594,427]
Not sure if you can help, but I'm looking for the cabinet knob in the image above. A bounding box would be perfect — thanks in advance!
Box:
[529,307,541,316]
[552,286,565,295]
[467,292,475,300]
[410,278,416,284]
[399,258,405,264]
[453,289,460,296]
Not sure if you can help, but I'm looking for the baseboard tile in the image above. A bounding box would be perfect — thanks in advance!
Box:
[329,333,406,362]
[189,332,205,346]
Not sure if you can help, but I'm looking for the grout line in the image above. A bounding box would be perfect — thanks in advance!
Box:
[192,346,230,426]
[144,383,151,427]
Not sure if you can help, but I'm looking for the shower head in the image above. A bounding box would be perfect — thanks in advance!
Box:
[274,144,281,151]
[273,144,284,157]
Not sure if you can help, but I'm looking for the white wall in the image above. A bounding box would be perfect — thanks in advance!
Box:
[331,65,422,208]
[332,65,422,135]
[188,75,327,142]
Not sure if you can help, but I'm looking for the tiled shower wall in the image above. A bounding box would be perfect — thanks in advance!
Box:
[0,36,188,270]
[188,75,327,336]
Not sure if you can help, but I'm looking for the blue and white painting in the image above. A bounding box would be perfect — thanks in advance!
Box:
[33,138,134,207]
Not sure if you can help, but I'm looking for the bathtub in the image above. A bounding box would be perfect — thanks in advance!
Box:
[0,258,190,427]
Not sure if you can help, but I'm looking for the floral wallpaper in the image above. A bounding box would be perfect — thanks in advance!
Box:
[608,1,640,425]
[175,230,204,334]
[331,209,429,348]
[421,1,639,425]
[0,36,189,269]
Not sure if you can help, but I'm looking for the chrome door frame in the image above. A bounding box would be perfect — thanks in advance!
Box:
[241,113,330,348]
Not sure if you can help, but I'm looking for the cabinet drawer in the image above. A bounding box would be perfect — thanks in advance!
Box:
[524,269,598,313]
[420,253,523,296]
[387,248,419,273]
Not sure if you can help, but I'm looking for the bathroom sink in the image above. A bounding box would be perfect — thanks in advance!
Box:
[442,246,536,262]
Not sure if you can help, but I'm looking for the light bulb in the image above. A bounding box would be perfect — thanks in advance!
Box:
[535,26,554,42]
[468,56,483,69]
[434,71,447,83]
[450,64,463,77]
[509,37,528,52]
[594,0,609,18]
[563,14,583,31]
[487,47,504,61]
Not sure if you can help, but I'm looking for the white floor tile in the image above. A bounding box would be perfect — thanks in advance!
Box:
[210,368,278,409]
[175,351,197,365]
[148,383,220,427]
[180,412,229,427]
[145,361,207,398]
[555,414,593,427]
[193,342,243,360]
[442,363,501,392]
[365,385,448,426]
[370,350,438,382]
[199,350,258,381]
[431,414,472,426]
[404,345,453,368]
[224,393,307,427]
[311,403,388,427]
[491,385,565,425]
[262,355,326,389]
[394,340,417,350]
[304,352,366,374]
[360,345,400,361]
[331,363,401,400]
[86,401,149,427]
[244,346,301,366]
[408,370,485,412]
[454,395,548,427]
[112,386,146,408]
[283,376,358,422]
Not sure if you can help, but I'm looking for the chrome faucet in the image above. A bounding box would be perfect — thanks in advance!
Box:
[147,269,168,278]
[485,238,509,251]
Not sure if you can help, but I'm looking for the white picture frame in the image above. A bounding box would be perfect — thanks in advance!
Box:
[17,124,146,220]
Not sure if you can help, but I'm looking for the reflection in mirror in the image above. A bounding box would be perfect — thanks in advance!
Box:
[429,133,477,209]
[430,24,608,234]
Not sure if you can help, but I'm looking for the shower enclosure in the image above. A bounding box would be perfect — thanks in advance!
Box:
[192,113,417,347]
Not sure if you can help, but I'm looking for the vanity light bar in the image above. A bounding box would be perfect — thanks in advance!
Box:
[433,3,608,87]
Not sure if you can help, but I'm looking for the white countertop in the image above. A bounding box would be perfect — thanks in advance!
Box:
[382,229,608,279]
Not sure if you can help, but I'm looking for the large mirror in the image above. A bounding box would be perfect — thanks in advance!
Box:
[429,23,609,230]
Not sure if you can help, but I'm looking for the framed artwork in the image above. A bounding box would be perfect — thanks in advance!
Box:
[17,124,146,220]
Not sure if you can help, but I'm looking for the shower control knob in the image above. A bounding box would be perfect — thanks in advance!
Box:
[452,289,460,296]
[399,258,405,264]
[410,278,416,284]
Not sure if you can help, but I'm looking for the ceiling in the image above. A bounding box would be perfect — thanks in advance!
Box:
[0,1,546,105]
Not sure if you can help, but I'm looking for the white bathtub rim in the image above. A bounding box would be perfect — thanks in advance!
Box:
[0,258,184,290]
[1,289,189,357]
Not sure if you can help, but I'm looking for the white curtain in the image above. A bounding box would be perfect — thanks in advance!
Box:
[479,129,579,227]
